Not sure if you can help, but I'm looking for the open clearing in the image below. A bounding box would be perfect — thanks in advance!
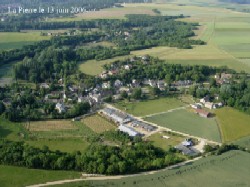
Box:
[114,97,185,117]
[51,150,250,187]
[145,109,221,142]
[0,32,50,50]
[147,131,184,151]
[82,115,116,133]
[0,117,92,153]
[0,165,80,187]
[215,107,250,143]
[79,55,132,75]
[26,138,89,153]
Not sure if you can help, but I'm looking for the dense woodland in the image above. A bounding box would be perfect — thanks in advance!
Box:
[4,15,205,82]
[106,59,231,83]
[0,139,184,175]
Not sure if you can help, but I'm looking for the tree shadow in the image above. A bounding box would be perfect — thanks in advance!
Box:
[0,126,12,138]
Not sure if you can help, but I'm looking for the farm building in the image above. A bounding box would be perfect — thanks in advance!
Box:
[102,108,132,124]
[131,121,157,132]
[190,103,202,109]
[205,102,214,109]
[175,144,199,156]
[200,96,210,104]
[181,139,194,147]
[195,109,210,118]
[118,125,142,137]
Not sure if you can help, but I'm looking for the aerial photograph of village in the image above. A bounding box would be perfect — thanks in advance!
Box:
[0,0,250,186]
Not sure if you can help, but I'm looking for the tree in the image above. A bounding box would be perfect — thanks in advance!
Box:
[121,91,128,99]
[0,102,5,114]
[132,88,142,100]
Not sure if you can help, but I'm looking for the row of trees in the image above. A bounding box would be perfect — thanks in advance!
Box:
[108,60,230,84]
[0,139,184,175]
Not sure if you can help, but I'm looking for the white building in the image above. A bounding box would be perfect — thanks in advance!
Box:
[40,83,50,89]
[55,103,66,113]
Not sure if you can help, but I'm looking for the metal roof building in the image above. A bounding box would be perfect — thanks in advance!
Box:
[118,125,142,137]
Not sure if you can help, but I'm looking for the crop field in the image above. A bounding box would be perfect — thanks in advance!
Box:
[53,150,250,187]
[47,7,155,22]
[215,108,250,143]
[82,115,116,133]
[147,131,184,151]
[0,165,80,187]
[114,97,185,117]
[145,109,221,142]
[28,120,77,132]
[0,32,50,50]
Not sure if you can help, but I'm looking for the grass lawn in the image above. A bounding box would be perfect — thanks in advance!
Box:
[26,138,89,153]
[79,55,131,75]
[0,32,50,50]
[53,150,250,187]
[215,107,250,143]
[82,115,116,133]
[145,109,221,142]
[0,117,28,141]
[147,131,184,151]
[114,97,185,117]
[0,117,93,153]
[0,165,81,187]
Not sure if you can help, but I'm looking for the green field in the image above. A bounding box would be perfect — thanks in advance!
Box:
[234,136,250,150]
[145,109,221,142]
[0,165,80,187]
[114,97,185,117]
[51,150,250,187]
[215,108,250,143]
[0,32,50,50]
[79,55,132,75]
[147,131,184,150]
[0,117,93,153]
[82,115,116,133]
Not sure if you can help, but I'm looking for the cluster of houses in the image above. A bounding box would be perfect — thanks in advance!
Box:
[100,107,157,137]
[215,73,233,85]
[190,95,223,118]
[40,30,82,37]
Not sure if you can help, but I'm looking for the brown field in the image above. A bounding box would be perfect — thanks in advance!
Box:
[27,120,77,132]
[82,115,116,133]
[48,7,156,22]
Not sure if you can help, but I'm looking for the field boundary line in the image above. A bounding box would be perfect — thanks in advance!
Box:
[143,106,189,118]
